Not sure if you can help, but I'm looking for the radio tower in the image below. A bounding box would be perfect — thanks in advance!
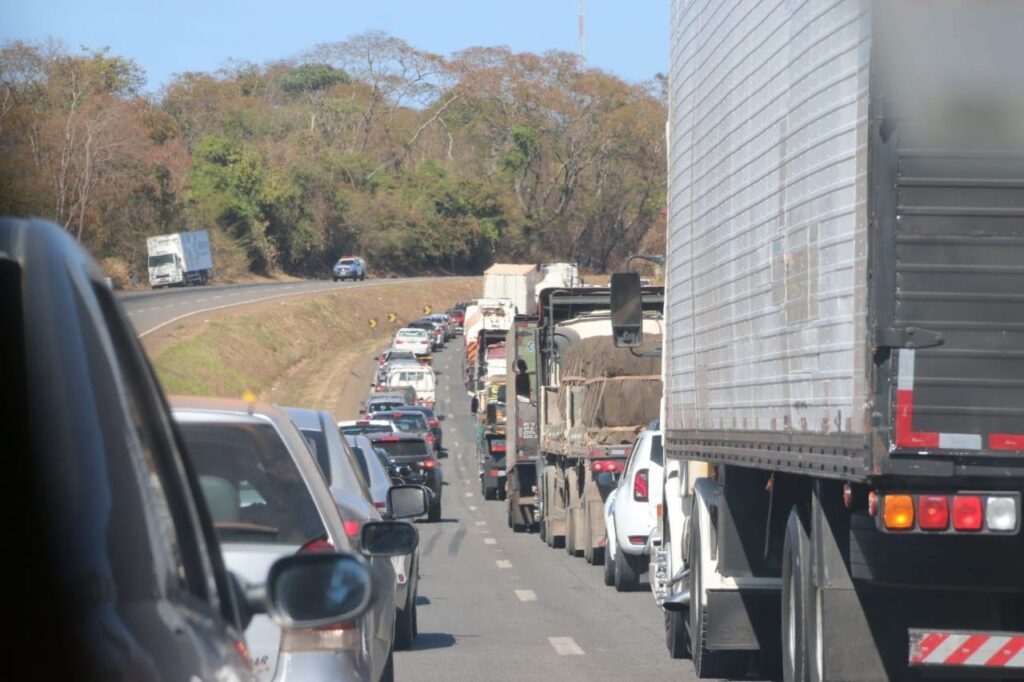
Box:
[578,0,585,62]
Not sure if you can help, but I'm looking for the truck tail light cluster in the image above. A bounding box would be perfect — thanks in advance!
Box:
[591,459,624,473]
[633,469,649,502]
[877,492,1019,534]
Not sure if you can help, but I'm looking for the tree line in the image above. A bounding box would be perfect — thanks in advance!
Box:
[0,33,666,280]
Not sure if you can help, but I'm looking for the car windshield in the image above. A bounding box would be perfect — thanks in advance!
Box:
[337,259,355,265]
[373,439,430,458]
[650,434,664,466]
[178,421,327,546]
[148,253,175,267]
[340,422,393,436]
[388,413,429,433]
[397,329,427,339]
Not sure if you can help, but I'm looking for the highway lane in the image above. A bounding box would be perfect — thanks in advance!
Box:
[119,278,424,336]
[395,343,705,682]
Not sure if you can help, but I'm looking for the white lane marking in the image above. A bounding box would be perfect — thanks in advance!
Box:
[469,505,477,511]
[484,537,497,545]
[475,521,487,526]
[496,560,512,569]
[465,492,473,497]
[196,298,207,303]
[549,637,585,656]
[515,589,536,601]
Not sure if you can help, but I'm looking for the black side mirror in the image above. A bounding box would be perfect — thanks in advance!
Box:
[265,553,371,630]
[387,484,430,519]
[610,271,643,348]
[360,521,419,557]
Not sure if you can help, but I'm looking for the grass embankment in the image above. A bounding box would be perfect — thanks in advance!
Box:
[149,277,480,419]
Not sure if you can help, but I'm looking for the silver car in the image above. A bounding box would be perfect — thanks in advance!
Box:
[173,397,407,682]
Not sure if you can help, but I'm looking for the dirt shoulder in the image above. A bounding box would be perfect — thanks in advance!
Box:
[146,277,479,421]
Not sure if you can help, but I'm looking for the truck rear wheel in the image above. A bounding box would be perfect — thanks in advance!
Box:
[565,506,577,555]
[583,502,602,565]
[782,507,812,682]
[666,608,689,659]
[689,516,748,678]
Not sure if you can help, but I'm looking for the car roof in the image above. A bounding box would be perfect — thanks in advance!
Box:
[282,405,326,431]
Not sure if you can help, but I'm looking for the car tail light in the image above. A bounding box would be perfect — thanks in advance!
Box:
[426,433,435,443]
[489,470,502,477]
[917,496,948,530]
[952,496,983,531]
[491,444,506,452]
[298,537,335,553]
[591,459,624,474]
[882,494,914,530]
[342,519,362,539]
[986,496,1018,531]
[396,339,404,345]
[429,419,440,428]
[374,501,387,511]
[634,469,649,502]
[419,459,436,470]
[628,535,647,545]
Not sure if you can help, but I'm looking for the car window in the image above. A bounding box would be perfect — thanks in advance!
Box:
[300,428,331,483]
[349,446,372,483]
[390,414,428,433]
[373,439,430,457]
[179,421,328,546]
[650,434,663,466]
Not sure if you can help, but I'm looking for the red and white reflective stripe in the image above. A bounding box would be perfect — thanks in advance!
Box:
[910,630,1024,668]
[896,349,982,450]
[991,433,1024,451]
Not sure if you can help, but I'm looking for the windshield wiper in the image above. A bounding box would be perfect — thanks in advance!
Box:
[215,521,280,536]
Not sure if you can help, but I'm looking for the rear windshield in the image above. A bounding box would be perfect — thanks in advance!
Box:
[179,421,327,546]
[388,414,429,433]
[367,401,404,414]
[650,435,663,466]
[389,370,434,389]
[397,329,427,339]
[340,423,393,436]
[373,439,430,457]
[488,439,507,454]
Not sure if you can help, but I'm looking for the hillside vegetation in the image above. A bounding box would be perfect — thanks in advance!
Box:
[0,34,666,279]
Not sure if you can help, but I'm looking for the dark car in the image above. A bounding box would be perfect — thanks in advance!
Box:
[378,409,438,453]
[368,434,442,522]
[5,218,378,681]
[479,433,507,501]
[392,405,445,454]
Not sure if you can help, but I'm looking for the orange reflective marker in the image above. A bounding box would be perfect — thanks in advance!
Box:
[883,494,914,530]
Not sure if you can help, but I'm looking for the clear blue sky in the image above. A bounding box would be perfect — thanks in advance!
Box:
[0,1,668,91]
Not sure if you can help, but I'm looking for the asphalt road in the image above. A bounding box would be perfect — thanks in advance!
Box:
[119,278,422,336]
[395,343,704,682]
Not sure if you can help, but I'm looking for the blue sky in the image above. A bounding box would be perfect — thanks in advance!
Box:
[0,1,669,92]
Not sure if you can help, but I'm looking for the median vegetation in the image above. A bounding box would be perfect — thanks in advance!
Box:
[0,35,666,280]
[148,278,479,413]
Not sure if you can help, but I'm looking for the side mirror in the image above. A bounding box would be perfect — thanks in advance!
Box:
[596,471,615,487]
[470,397,479,414]
[437,415,446,422]
[265,553,371,630]
[387,484,430,519]
[610,272,643,348]
[360,521,419,557]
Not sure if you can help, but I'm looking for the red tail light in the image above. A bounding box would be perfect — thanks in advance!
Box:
[428,419,440,428]
[492,444,507,452]
[634,468,649,502]
[590,459,624,473]
[426,433,435,442]
[952,496,983,531]
[343,519,362,538]
[489,469,502,477]
[917,495,949,530]
[420,459,436,470]
[627,535,647,545]
[374,501,387,511]
[298,537,335,554]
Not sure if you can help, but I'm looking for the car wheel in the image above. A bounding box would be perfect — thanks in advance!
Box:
[614,546,641,592]
[360,273,366,281]
[332,277,339,282]
[603,533,616,586]
[394,592,416,650]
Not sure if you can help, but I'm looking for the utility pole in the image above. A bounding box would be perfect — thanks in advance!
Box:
[578,0,585,62]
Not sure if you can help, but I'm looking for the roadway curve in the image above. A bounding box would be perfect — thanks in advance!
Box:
[119,278,424,336]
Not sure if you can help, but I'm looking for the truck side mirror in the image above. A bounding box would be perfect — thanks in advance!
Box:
[610,272,643,348]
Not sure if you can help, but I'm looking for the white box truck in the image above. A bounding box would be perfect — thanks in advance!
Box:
[146,231,213,288]
[610,2,1024,680]
[483,263,538,315]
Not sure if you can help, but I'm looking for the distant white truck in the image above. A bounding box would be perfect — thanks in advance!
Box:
[146,230,213,288]
[483,263,538,315]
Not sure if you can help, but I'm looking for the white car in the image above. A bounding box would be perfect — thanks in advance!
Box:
[386,365,436,408]
[391,327,431,357]
[603,428,663,592]
[339,419,399,439]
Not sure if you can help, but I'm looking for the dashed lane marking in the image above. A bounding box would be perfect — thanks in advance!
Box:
[484,538,497,545]
[469,505,477,511]
[465,492,473,497]
[475,521,487,526]
[548,637,585,656]
[496,560,512,569]
[515,590,536,601]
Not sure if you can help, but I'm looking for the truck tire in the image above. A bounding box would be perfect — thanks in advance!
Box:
[565,506,577,555]
[603,533,615,586]
[666,608,689,659]
[782,507,813,682]
[583,503,600,564]
[689,516,748,678]
[614,547,641,592]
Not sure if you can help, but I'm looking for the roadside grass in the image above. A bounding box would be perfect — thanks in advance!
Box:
[150,277,480,406]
